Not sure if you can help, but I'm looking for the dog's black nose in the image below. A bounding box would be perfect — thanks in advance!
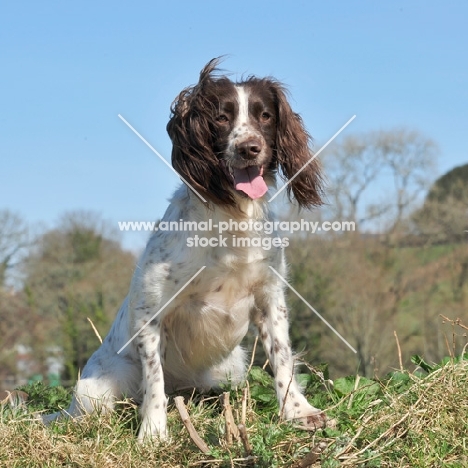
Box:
[237,139,262,159]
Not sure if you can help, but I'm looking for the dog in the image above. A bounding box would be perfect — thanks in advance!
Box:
[44,58,325,441]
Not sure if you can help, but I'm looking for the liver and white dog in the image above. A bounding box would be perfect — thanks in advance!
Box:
[44,58,325,441]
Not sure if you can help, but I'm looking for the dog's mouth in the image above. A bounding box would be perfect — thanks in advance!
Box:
[232,165,268,199]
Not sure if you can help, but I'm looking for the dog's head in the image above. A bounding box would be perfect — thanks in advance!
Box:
[167,58,323,208]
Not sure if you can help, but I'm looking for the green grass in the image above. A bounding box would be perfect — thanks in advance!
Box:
[1,354,468,467]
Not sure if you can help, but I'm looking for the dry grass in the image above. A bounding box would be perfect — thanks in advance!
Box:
[328,359,468,467]
[1,335,467,467]
[0,385,326,468]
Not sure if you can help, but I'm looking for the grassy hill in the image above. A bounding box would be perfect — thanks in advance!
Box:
[1,347,467,467]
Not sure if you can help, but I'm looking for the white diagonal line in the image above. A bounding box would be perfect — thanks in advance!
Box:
[117,266,206,354]
[269,266,357,353]
[269,115,356,203]
[118,114,208,204]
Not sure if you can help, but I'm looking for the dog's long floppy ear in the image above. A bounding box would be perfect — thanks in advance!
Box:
[271,83,323,209]
[166,57,236,206]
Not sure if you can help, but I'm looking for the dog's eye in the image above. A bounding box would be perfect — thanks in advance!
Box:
[216,115,229,123]
[260,112,271,122]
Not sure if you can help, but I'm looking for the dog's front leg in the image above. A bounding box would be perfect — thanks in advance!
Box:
[135,316,168,442]
[255,283,326,430]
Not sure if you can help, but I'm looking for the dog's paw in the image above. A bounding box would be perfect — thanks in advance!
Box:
[294,410,327,431]
[137,417,168,443]
[137,429,168,444]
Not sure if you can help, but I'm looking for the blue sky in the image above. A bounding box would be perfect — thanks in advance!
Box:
[1,1,467,250]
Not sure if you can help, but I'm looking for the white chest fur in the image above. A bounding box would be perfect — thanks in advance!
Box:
[128,186,283,377]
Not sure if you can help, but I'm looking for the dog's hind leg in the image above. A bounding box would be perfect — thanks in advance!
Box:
[42,347,141,423]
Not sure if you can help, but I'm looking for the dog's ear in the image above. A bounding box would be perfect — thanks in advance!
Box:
[167,58,236,206]
[271,83,323,209]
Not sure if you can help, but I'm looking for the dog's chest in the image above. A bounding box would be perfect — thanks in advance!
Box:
[161,251,269,369]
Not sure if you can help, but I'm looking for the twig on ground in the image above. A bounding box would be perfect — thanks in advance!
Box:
[241,387,248,425]
[174,396,210,454]
[237,423,252,456]
[221,392,239,445]
[291,442,328,468]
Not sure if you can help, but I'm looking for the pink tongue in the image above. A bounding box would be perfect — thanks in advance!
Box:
[233,166,268,199]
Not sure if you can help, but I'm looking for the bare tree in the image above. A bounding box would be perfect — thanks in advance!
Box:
[0,210,29,287]
[324,129,438,232]
[376,129,438,232]
[324,134,384,225]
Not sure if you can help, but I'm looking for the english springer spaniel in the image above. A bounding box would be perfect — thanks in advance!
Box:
[44,58,325,441]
